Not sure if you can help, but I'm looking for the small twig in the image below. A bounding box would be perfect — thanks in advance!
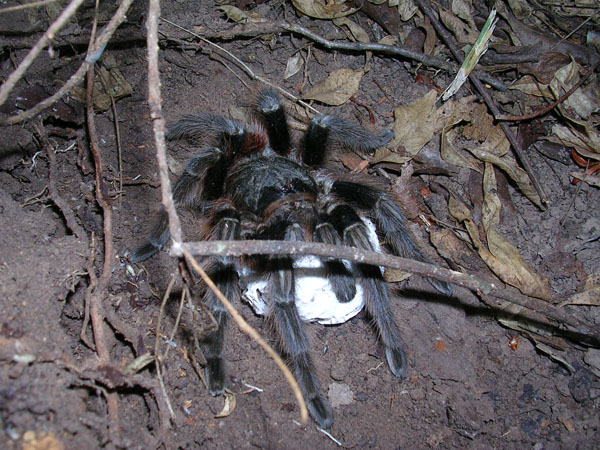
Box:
[154,274,177,421]
[549,8,599,52]
[0,0,134,125]
[497,60,600,121]
[31,119,86,239]
[163,275,187,360]
[278,22,507,92]
[181,239,600,344]
[159,17,322,115]
[0,0,58,14]
[318,428,343,446]
[96,66,124,209]
[181,248,310,425]
[0,0,85,108]
[85,2,120,439]
[413,0,547,207]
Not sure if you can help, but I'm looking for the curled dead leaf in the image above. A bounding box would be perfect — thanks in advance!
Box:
[559,273,600,307]
[218,6,266,24]
[284,54,304,80]
[385,90,453,161]
[302,68,364,105]
[215,389,237,418]
[291,0,358,19]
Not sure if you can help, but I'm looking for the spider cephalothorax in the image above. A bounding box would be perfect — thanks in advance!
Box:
[131,89,452,428]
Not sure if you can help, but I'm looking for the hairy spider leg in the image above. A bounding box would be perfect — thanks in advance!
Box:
[303,114,395,166]
[332,181,454,297]
[267,221,334,428]
[131,107,272,263]
[313,221,357,303]
[130,147,225,262]
[257,88,290,156]
[201,208,241,395]
[328,204,408,377]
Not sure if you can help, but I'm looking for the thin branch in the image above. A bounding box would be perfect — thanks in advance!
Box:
[497,60,600,121]
[0,0,134,125]
[159,17,322,116]
[413,0,548,207]
[0,0,85,108]
[182,248,310,424]
[154,274,177,421]
[182,239,600,345]
[278,22,507,92]
[31,119,86,239]
[0,0,58,14]
[96,65,124,208]
[85,1,120,439]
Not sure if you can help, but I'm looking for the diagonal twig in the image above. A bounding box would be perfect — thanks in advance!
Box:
[278,22,507,92]
[413,0,548,207]
[497,60,600,121]
[0,0,134,125]
[0,0,85,108]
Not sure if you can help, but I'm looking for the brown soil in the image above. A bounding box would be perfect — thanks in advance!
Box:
[1,2,599,449]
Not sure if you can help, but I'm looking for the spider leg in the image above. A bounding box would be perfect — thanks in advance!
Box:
[313,221,357,303]
[332,181,454,296]
[130,147,225,262]
[303,115,394,166]
[328,204,408,378]
[267,222,333,428]
[257,89,290,156]
[166,113,244,144]
[201,208,241,395]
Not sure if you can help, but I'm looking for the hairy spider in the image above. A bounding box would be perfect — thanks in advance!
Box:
[131,89,452,428]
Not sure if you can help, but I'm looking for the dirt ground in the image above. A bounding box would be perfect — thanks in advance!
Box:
[1,1,599,449]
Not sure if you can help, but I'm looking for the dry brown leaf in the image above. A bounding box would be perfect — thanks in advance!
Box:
[507,0,532,19]
[379,90,453,162]
[469,147,542,208]
[215,389,237,418]
[430,228,481,270]
[438,6,478,44]
[509,75,553,97]
[218,6,266,24]
[451,0,476,32]
[549,123,600,160]
[518,52,571,85]
[460,105,542,207]
[560,273,600,306]
[511,60,600,122]
[420,17,438,55]
[333,17,369,43]
[552,61,600,121]
[462,104,508,155]
[292,0,358,19]
[302,68,364,106]
[570,172,600,187]
[448,182,550,300]
[396,0,418,21]
[284,54,304,80]
[384,269,412,283]
[481,164,550,299]
[440,95,482,172]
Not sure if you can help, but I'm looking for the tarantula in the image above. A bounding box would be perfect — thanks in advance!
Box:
[130,89,452,428]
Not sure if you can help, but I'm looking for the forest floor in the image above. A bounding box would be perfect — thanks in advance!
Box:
[1,1,599,449]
